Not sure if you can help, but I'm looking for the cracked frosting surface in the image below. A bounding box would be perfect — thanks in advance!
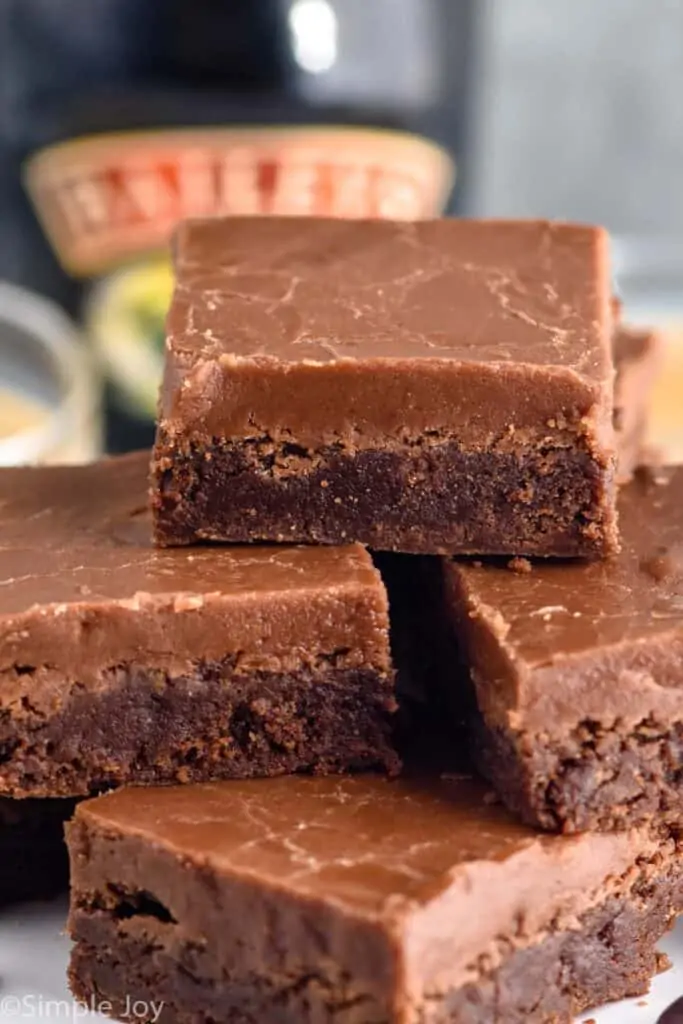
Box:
[160,216,614,448]
[76,772,666,994]
[0,452,389,676]
[444,466,683,730]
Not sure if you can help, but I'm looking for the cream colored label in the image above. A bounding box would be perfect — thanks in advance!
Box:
[24,126,454,277]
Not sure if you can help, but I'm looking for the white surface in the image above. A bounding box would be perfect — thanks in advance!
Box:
[1,899,682,1023]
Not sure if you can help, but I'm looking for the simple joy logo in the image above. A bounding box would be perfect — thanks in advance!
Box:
[0,994,164,1023]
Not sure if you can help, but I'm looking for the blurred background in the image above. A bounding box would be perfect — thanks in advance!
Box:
[0,0,681,465]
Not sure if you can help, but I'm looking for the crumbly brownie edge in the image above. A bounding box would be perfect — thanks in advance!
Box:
[470,707,683,833]
[67,854,683,1024]
[0,797,73,904]
[151,433,618,557]
[0,664,398,798]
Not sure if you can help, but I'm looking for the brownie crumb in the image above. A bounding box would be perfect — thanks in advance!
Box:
[656,951,673,974]
[507,557,532,574]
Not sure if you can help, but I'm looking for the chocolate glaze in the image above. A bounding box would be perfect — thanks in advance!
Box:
[444,465,683,733]
[0,452,390,680]
[159,216,614,451]
[70,773,673,1009]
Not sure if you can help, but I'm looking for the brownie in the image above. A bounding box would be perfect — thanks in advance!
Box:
[152,216,618,558]
[67,774,683,1024]
[0,797,73,905]
[442,464,683,833]
[614,325,662,483]
[0,452,397,798]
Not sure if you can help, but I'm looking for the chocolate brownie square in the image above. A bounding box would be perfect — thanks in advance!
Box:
[0,452,397,798]
[152,216,618,557]
[68,774,683,1023]
[443,464,683,832]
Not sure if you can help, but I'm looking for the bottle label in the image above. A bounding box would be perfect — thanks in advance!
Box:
[24,126,454,277]
[25,124,454,419]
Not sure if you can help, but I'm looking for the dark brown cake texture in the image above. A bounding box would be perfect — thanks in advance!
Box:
[152,216,618,558]
[67,774,683,1024]
[0,452,397,799]
[442,464,683,833]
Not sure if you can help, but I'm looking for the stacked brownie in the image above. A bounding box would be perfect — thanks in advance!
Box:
[2,215,678,1023]
[0,453,397,903]
[151,217,619,557]
[0,454,397,798]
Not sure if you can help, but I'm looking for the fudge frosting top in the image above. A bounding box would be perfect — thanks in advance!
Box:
[77,773,664,988]
[0,452,388,675]
[160,216,614,446]
[446,465,683,729]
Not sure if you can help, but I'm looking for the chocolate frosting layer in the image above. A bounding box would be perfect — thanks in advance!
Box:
[160,217,614,449]
[75,773,667,996]
[445,465,683,731]
[0,452,389,678]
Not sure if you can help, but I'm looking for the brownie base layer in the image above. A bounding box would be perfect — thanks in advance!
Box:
[68,862,681,1024]
[152,434,617,557]
[471,708,683,834]
[0,797,73,905]
[0,664,398,798]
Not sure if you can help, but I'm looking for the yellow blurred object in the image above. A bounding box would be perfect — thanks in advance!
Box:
[0,389,48,440]
[86,257,174,418]
[647,329,683,463]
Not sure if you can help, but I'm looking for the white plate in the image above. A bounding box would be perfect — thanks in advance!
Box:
[1,899,682,1024]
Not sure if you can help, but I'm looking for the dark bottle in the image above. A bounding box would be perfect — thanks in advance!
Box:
[1,0,475,452]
